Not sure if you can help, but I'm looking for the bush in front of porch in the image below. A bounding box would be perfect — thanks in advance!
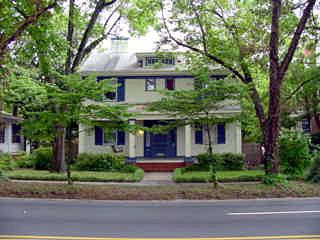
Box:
[9,152,144,182]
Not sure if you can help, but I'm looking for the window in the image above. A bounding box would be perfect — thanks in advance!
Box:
[194,124,203,144]
[103,130,117,145]
[145,79,156,91]
[301,118,311,133]
[0,126,5,143]
[165,78,175,90]
[104,91,116,101]
[95,127,125,146]
[217,123,226,144]
[12,124,21,143]
[103,79,117,101]
[145,56,175,66]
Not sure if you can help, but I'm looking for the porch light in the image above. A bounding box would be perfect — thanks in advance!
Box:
[137,129,144,135]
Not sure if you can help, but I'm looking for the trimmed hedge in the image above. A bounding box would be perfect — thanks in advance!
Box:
[5,168,144,182]
[74,153,128,172]
[186,152,244,171]
[173,168,264,183]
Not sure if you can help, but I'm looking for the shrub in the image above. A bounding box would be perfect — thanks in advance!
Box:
[0,153,16,170]
[32,147,53,170]
[262,174,288,185]
[279,129,312,176]
[191,152,244,171]
[15,154,34,169]
[220,153,244,170]
[74,153,126,172]
[307,151,320,183]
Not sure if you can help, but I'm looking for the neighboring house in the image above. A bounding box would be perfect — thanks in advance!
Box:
[0,112,24,154]
[78,38,242,171]
[297,116,320,135]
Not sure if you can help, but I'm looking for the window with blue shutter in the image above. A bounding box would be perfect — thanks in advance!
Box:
[117,78,125,101]
[117,131,125,145]
[12,124,21,143]
[217,123,226,144]
[195,125,203,144]
[95,126,103,145]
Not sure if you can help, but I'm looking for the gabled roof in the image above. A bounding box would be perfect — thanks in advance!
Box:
[79,51,185,76]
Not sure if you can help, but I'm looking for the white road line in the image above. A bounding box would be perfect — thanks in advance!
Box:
[228,210,320,215]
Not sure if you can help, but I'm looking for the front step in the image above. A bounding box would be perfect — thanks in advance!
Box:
[135,162,186,172]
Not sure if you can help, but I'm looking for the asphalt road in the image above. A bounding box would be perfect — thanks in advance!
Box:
[0,197,320,239]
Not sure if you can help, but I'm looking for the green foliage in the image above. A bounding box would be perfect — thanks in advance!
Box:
[262,174,288,185]
[0,153,16,171]
[15,154,35,169]
[173,168,264,183]
[279,129,312,176]
[5,169,144,182]
[191,152,244,171]
[222,153,245,170]
[307,151,320,183]
[74,153,127,172]
[31,147,53,170]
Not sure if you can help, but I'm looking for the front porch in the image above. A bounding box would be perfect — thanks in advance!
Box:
[126,119,194,165]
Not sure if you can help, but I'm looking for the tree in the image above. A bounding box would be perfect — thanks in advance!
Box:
[149,68,241,186]
[18,74,131,183]
[0,0,58,60]
[147,0,318,175]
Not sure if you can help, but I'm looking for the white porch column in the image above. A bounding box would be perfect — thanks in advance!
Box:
[7,123,12,153]
[127,119,136,163]
[235,121,242,154]
[184,124,193,163]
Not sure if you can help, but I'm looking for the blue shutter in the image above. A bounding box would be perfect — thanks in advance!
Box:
[95,126,103,145]
[195,126,203,144]
[217,123,226,144]
[96,76,107,82]
[117,78,125,102]
[117,131,125,145]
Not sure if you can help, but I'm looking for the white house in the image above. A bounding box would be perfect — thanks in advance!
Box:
[0,112,24,154]
[78,38,242,171]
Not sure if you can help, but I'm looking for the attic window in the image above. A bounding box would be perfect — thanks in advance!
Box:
[145,56,175,66]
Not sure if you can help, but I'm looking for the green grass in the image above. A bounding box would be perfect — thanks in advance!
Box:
[173,168,264,182]
[4,169,144,182]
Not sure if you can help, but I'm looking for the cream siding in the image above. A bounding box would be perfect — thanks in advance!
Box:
[124,77,193,103]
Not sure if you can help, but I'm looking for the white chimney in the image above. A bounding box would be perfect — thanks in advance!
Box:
[110,37,129,53]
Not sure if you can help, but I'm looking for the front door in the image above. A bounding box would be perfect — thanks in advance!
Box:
[144,121,176,158]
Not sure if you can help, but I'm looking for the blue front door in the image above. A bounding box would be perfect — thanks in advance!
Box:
[144,121,176,158]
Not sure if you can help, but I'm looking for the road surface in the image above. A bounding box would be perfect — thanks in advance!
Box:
[0,197,320,239]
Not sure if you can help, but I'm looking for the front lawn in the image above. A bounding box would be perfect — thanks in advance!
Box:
[173,168,264,182]
[4,169,144,182]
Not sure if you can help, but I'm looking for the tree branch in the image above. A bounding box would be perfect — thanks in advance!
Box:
[71,0,118,72]
[0,0,58,59]
[279,0,317,78]
[160,3,245,83]
[65,0,75,74]
[81,15,121,64]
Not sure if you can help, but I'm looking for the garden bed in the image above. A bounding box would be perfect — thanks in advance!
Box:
[0,181,319,200]
[173,168,264,182]
[4,169,144,182]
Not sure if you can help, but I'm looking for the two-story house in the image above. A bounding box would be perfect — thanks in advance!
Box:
[78,38,242,171]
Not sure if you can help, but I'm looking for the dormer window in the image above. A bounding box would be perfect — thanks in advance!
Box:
[145,56,175,66]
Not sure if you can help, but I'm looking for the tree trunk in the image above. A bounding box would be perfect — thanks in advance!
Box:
[52,125,66,172]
